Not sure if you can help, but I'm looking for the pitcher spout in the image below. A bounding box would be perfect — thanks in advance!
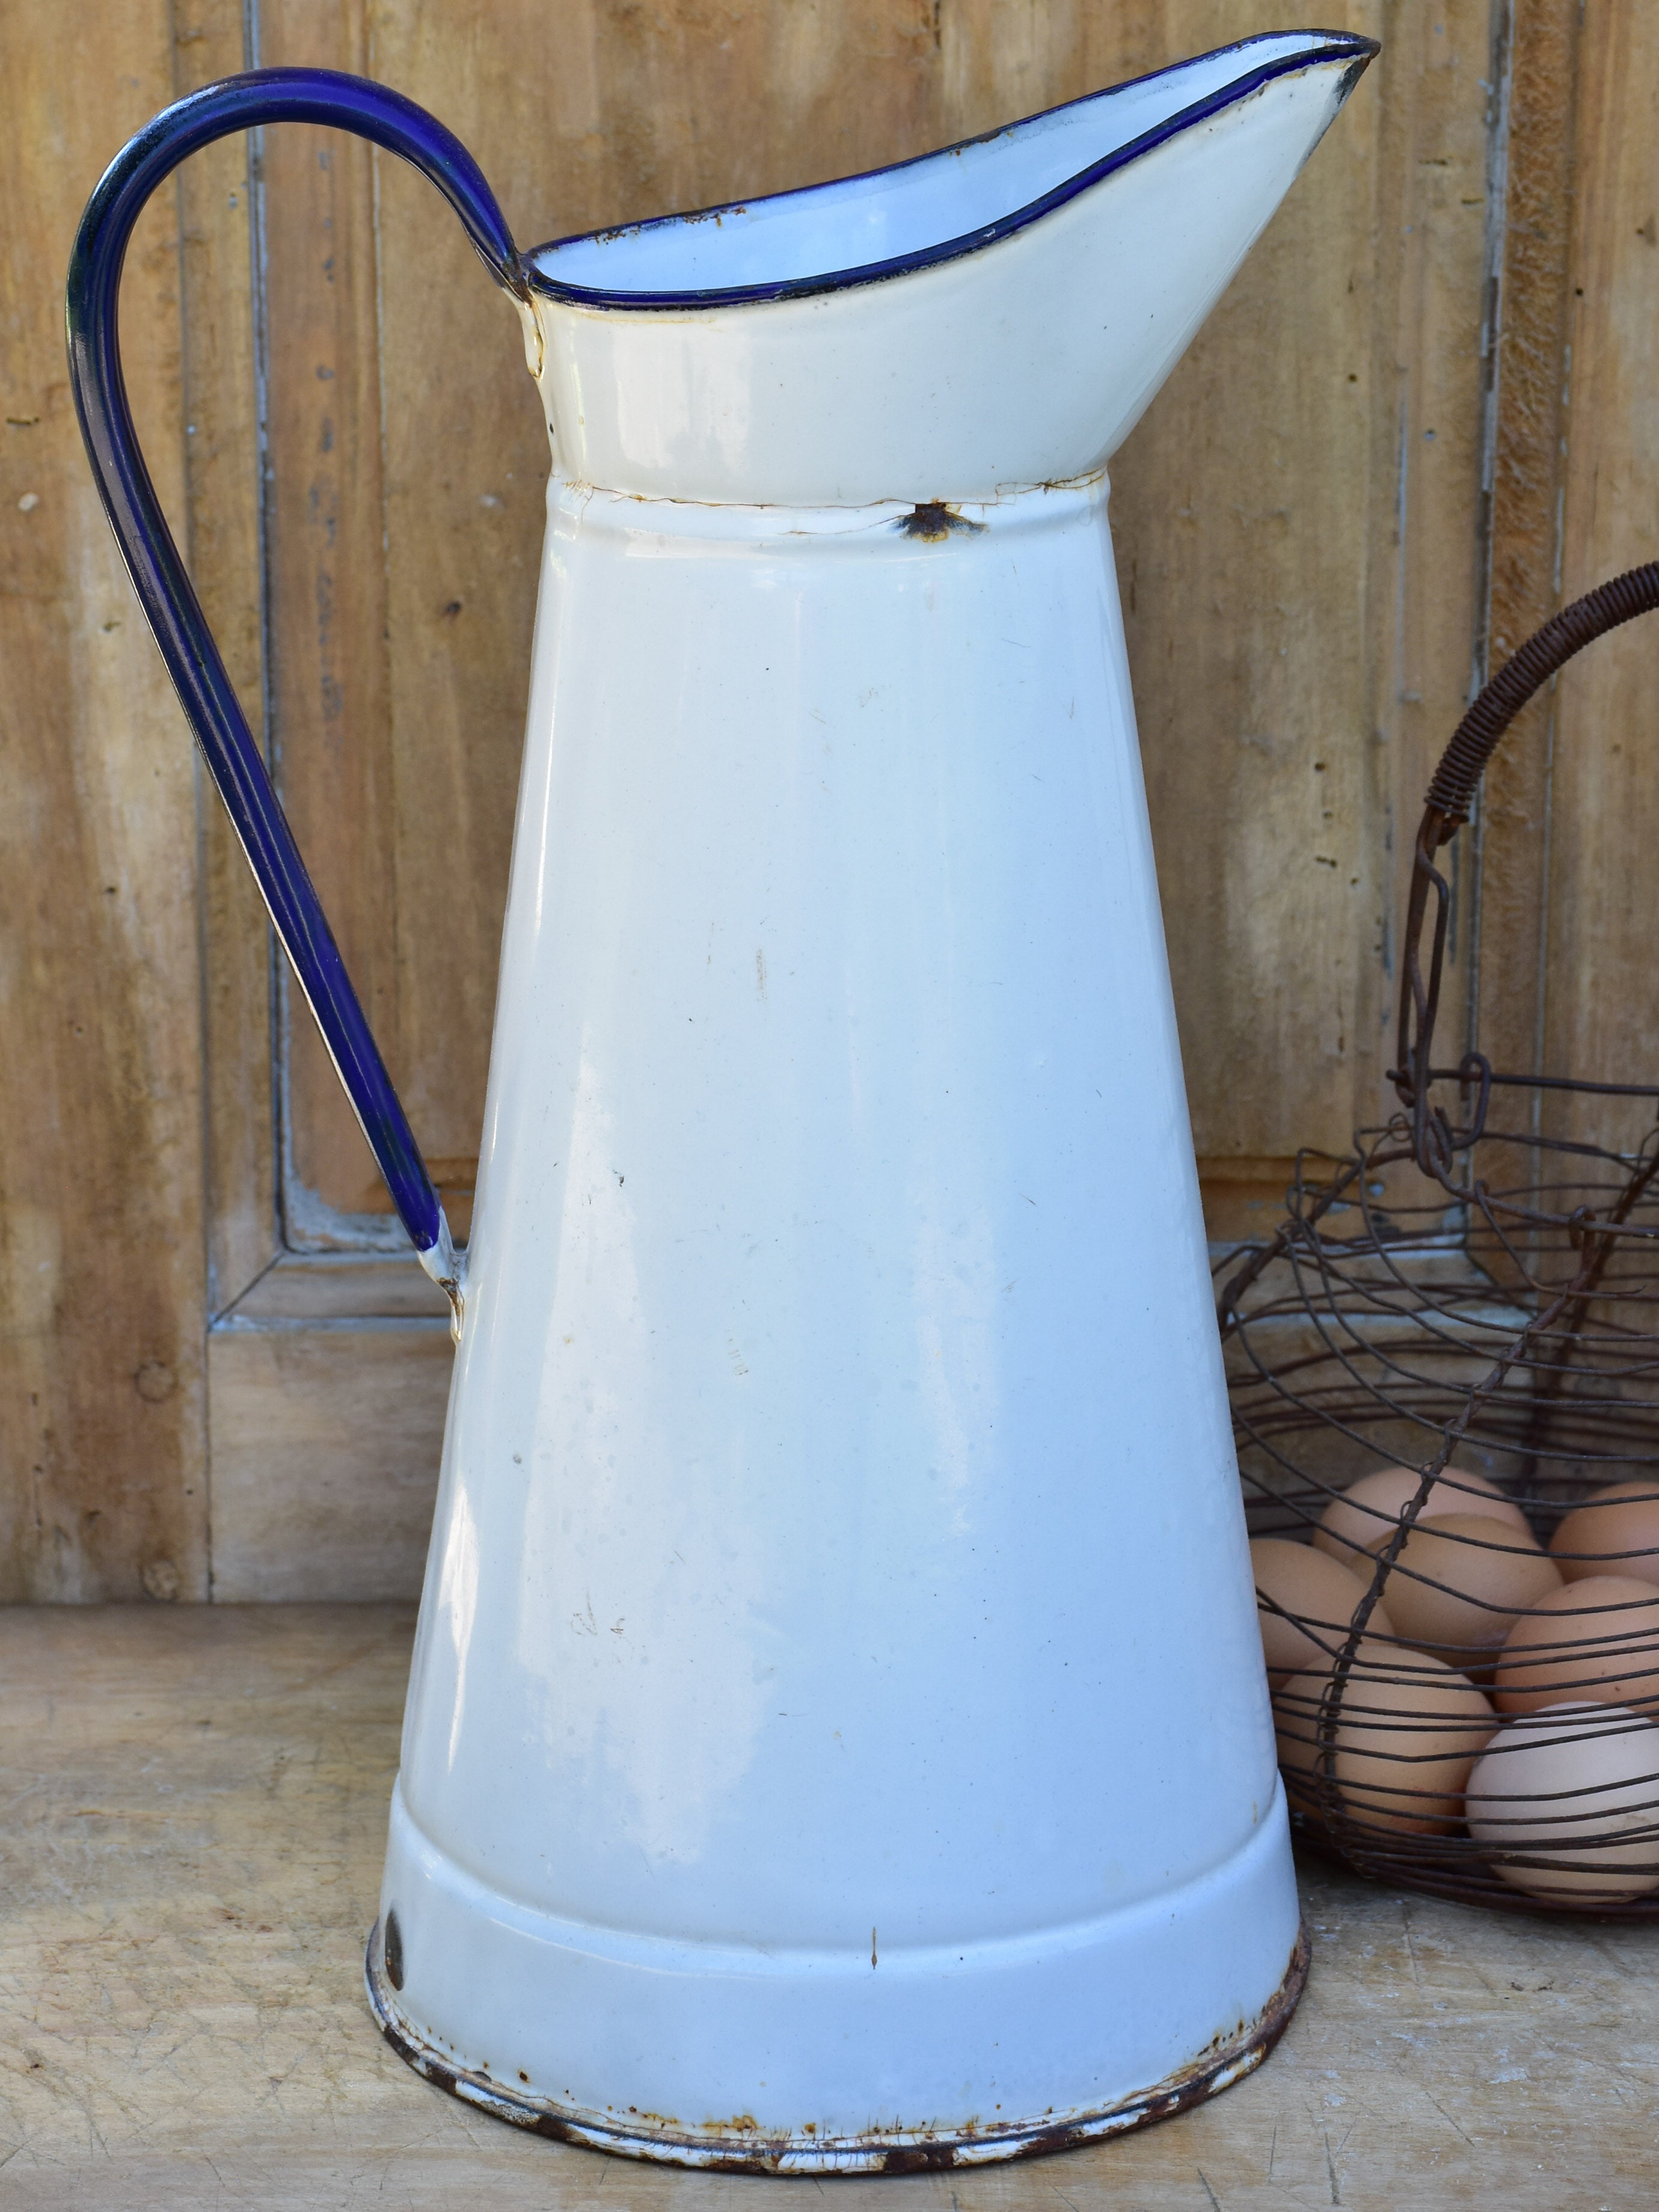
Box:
[525,29,1377,506]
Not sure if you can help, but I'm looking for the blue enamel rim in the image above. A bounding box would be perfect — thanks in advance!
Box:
[66,72,526,1264]
[526,30,1378,311]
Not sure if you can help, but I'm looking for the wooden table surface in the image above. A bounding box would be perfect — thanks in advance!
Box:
[0,1605,1652,2210]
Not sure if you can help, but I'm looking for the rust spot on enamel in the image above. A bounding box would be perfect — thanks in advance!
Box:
[895,501,986,541]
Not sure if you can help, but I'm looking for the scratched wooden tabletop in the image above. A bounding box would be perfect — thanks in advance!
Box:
[0,1605,1652,2210]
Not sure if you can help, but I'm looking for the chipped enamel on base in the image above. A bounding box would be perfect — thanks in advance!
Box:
[364,1791,1306,2172]
[364,1929,1309,2173]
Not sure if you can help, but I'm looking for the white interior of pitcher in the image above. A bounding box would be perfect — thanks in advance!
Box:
[525,30,1357,302]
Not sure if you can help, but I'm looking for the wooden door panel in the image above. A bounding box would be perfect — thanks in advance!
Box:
[261,1,1493,1250]
[4,2,1533,1597]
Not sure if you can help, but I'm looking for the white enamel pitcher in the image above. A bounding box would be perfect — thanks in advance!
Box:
[70,29,1374,2171]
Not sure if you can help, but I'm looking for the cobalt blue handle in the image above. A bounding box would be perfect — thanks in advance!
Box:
[66,69,527,1307]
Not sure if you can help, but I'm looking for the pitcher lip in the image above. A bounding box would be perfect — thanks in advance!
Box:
[524,29,1377,313]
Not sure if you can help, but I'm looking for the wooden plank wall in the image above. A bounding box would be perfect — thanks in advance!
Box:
[1470,4,1659,1158]
[6,2,1653,1599]
[1,8,211,1602]
[1533,11,1659,1155]
[263,0,1492,1245]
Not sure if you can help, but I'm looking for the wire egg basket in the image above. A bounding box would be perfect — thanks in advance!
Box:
[1221,564,1659,1914]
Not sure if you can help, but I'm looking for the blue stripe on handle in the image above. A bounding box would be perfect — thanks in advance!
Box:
[66,70,524,1265]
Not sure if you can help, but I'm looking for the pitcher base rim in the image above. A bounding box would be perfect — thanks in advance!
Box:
[363,1920,1308,2174]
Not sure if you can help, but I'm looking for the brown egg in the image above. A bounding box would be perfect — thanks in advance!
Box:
[1273,1639,1494,1836]
[1366,1513,1562,1666]
[1549,1481,1659,1588]
[1466,1703,1659,1902]
[1250,1537,1396,1690]
[1495,1576,1659,1715]
[1313,1464,1532,1566]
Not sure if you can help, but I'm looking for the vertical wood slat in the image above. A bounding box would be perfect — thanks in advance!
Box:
[174,3,278,1317]
[0,6,210,1599]
[1365,4,1497,1212]
[1538,12,1659,1153]
[1472,0,1581,1104]
[257,1,402,1235]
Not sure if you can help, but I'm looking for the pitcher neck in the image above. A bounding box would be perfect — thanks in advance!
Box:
[542,470,1111,542]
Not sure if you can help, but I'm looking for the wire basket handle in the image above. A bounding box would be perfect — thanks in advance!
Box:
[1396,561,1659,1164]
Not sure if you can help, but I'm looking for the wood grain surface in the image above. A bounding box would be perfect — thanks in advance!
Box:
[6,5,1659,1593]
[0,1602,1654,2207]
[1472,0,1581,1100]
[177,4,282,1317]
[0,7,211,1600]
[206,1321,452,1600]
[254,0,1494,1219]
[1536,11,1659,1163]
